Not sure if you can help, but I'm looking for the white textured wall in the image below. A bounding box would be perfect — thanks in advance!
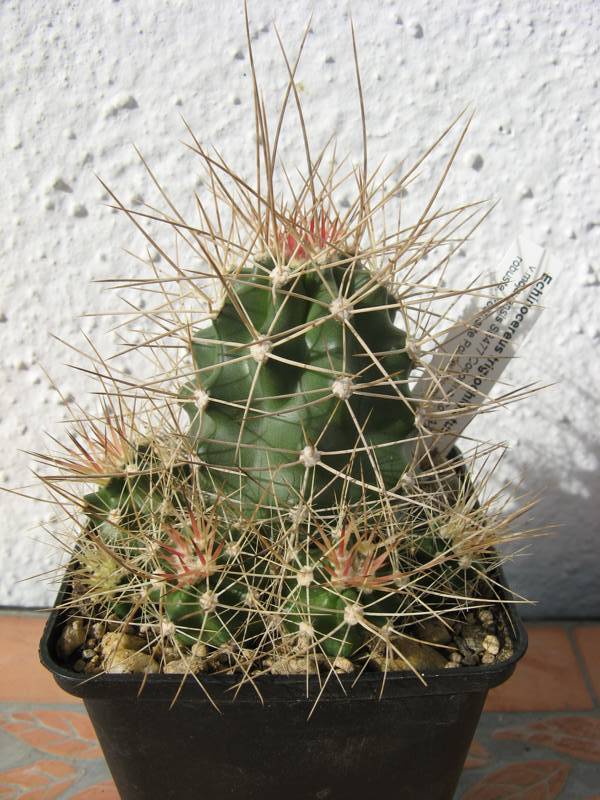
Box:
[1,0,598,617]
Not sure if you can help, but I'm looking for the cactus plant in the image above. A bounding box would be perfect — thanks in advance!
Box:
[32,18,540,704]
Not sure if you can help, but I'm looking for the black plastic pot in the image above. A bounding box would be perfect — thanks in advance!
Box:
[40,573,526,800]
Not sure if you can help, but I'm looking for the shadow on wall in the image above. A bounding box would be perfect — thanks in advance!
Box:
[501,392,600,620]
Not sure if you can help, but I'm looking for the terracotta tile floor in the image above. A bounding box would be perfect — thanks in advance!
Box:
[0,613,598,799]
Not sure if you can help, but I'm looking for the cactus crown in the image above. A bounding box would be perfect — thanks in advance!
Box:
[34,20,537,704]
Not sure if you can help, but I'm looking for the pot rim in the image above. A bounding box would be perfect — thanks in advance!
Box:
[39,566,528,705]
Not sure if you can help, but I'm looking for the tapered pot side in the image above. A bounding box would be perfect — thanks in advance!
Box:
[40,570,527,800]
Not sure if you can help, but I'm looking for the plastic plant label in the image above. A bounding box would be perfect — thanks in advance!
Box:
[414,237,556,459]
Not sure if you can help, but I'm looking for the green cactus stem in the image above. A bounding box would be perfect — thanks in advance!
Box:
[181,255,416,519]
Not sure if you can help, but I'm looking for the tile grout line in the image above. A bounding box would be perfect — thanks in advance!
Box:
[567,622,599,708]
